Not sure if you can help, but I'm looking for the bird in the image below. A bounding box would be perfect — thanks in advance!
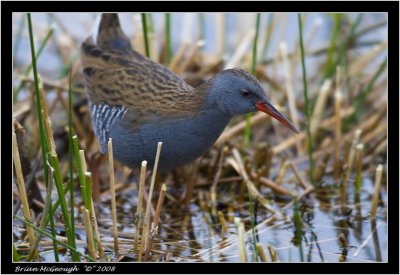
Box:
[80,13,299,171]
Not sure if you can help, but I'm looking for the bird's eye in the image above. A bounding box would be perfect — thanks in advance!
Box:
[240,89,251,97]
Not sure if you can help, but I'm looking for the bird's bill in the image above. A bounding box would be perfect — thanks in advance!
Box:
[255,101,300,134]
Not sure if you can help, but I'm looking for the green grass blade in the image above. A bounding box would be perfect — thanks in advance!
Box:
[298,13,315,187]
[336,14,364,69]
[244,13,261,148]
[14,215,96,262]
[165,13,172,65]
[262,13,274,61]
[14,27,54,102]
[141,13,150,58]
[48,153,75,255]
[198,13,205,41]
[323,14,341,79]
[345,58,387,127]
[47,199,60,262]
[13,243,20,262]
[68,71,79,261]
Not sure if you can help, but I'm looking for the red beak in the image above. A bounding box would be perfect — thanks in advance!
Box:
[255,101,300,134]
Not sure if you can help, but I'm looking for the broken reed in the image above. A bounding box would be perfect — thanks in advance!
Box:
[139,142,163,262]
[67,70,78,261]
[235,217,247,262]
[144,183,167,261]
[298,13,315,187]
[108,138,119,256]
[370,164,383,217]
[134,161,147,252]
[12,132,37,259]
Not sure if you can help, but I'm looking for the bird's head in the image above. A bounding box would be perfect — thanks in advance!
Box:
[206,68,299,133]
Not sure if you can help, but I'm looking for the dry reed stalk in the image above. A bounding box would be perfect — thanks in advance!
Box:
[305,17,322,48]
[194,186,314,259]
[358,105,386,135]
[315,151,331,182]
[83,169,104,260]
[210,191,218,218]
[225,29,255,69]
[275,159,289,186]
[107,138,119,255]
[361,123,387,145]
[289,162,308,190]
[349,42,387,76]
[264,146,274,178]
[230,149,276,213]
[81,206,97,259]
[210,147,225,216]
[131,14,145,55]
[177,40,205,74]
[334,67,343,179]
[184,160,199,205]
[13,132,38,259]
[339,131,361,209]
[216,112,266,146]
[250,172,293,197]
[149,32,158,62]
[256,243,268,262]
[90,197,104,260]
[26,160,55,262]
[144,184,167,261]
[354,143,364,202]
[218,211,228,234]
[227,204,235,223]
[216,13,225,57]
[279,42,301,154]
[169,42,190,72]
[310,79,332,140]
[234,217,247,262]
[54,89,85,138]
[338,233,348,262]
[267,245,278,262]
[372,138,387,155]
[371,164,383,217]
[143,142,163,253]
[347,129,363,174]
[134,160,147,253]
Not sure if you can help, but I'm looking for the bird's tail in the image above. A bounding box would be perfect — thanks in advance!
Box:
[92,13,132,54]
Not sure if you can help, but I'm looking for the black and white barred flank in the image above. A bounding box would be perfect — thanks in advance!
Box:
[88,101,127,153]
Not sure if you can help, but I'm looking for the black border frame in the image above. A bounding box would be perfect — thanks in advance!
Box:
[2,1,399,274]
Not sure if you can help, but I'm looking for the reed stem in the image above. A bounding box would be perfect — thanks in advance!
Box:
[371,164,383,217]
[108,138,119,256]
[298,13,315,187]
[141,13,150,58]
[134,161,147,253]
[13,132,37,259]
[244,13,261,148]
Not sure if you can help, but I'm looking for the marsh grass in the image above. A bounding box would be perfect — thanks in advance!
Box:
[298,13,315,187]
[141,13,151,58]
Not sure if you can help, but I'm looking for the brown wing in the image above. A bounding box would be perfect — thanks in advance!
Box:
[80,14,205,129]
